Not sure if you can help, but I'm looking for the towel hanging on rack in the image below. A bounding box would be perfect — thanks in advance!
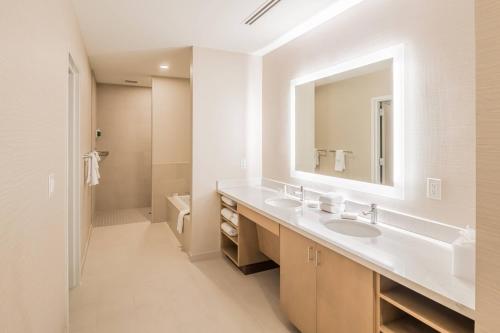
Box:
[86,151,101,186]
[334,150,346,172]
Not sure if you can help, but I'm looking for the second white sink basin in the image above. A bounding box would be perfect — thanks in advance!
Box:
[325,219,381,238]
[265,197,302,209]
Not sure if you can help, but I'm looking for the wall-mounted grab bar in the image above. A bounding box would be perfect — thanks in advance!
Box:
[82,151,110,159]
[329,150,353,154]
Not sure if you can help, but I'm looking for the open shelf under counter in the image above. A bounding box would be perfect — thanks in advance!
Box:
[380,315,438,333]
[221,201,238,213]
[221,215,238,230]
[221,229,238,245]
[377,275,474,333]
[380,286,474,333]
[221,241,238,266]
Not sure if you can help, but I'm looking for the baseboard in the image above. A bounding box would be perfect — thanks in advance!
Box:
[188,250,222,262]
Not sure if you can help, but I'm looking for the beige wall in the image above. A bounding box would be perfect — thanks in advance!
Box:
[295,82,316,173]
[314,68,392,182]
[0,0,92,331]
[95,84,152,211]
[190,47,262,257]
[262,0,474,228]
[152,77,191,223]
[476,0,500,331]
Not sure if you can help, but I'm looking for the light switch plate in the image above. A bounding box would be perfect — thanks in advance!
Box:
[426,178,441,200]
[48,173,55,199]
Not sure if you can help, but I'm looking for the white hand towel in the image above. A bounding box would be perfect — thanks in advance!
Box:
[221,196,236,207]
[221,222,238,237]
[86,151,101,186]
[314,149,320,167]
[221,208,233,221]
[176,209,190,234]
[334,150,345,172]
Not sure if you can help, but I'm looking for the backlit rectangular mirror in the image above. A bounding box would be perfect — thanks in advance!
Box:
[291,46,404,198]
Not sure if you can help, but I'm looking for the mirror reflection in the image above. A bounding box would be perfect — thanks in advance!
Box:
[295,59,393,185]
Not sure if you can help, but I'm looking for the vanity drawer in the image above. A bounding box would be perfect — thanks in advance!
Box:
[237,204,280,236]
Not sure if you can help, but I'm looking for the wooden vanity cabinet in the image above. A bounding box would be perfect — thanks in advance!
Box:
[316,244,374,333]
[280,226,317,333]
[280,226,375,333]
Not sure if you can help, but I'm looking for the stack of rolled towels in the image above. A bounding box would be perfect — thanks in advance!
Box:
[221,222,238,237]
[319,193,344,214]
[221,196,239,236]
[221,207,239,226]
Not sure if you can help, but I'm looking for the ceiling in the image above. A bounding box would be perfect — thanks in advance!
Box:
[71,0,341,86]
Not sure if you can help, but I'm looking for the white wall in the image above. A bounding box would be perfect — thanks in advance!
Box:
[190,47,262,257]
[0,0,92,331]
[262,0,475,228]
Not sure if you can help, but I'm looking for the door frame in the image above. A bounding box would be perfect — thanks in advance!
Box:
[67,54,81,290]
[371,95,392,184]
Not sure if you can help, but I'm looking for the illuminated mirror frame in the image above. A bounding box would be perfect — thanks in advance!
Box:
[290,45,405,199]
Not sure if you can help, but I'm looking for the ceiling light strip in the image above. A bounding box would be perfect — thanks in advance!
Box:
[244,0,281,25]
[253,0,365,56]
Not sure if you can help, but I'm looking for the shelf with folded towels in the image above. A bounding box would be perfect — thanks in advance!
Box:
[219,195,278,275]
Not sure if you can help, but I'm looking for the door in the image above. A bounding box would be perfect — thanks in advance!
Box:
[316,245,375,333]
[280,226,317,333]
[371,97,392,186]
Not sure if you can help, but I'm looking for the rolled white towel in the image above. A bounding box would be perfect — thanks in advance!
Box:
[221,222,238,237]
[320,202,343,214]
[319,192,344,205]
[221,196,236,207]
[340,212,358,220]
[221,208,233,221]
[230,214,239,226]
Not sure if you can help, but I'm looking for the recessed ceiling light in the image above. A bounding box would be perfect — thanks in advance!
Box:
[160,64,169,70]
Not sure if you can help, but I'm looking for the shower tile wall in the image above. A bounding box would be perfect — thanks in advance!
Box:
[95,84,152,212]
[152,77,191,223]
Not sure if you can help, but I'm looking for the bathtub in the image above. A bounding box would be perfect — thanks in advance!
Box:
[166,194,191,248]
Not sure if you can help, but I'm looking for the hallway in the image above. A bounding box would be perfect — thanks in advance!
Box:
[69,221,296,333]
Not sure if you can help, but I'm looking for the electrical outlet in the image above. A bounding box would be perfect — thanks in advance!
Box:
[48,173,55,199]
[240,158,247,170]
[426,178,441,200]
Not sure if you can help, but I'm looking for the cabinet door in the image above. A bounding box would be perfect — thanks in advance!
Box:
[280,226,317,333]
[316,245,375,333]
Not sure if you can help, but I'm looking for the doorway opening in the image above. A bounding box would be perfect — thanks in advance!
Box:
[371,96,393,186]
[67,55,81,289]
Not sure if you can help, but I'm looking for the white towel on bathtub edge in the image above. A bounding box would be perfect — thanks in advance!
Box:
[176,209,190,234]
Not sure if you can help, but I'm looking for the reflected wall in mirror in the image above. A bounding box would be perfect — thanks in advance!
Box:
[295,60,393,185]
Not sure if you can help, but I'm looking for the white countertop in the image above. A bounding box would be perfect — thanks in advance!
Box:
[218,184,475,318]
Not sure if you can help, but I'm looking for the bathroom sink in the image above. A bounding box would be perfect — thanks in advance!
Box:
[325,219,381,238]
[265,197,302,209]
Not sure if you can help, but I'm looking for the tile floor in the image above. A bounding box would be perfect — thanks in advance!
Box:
[70,221,297,333]
[93,208,151,227]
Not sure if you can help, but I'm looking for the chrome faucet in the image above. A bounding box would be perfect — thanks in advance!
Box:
[362,203,378,224]
[294,186,305,202]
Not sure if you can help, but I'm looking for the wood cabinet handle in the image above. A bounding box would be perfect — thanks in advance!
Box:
[307,246,314,263]
[316,249,321,266]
